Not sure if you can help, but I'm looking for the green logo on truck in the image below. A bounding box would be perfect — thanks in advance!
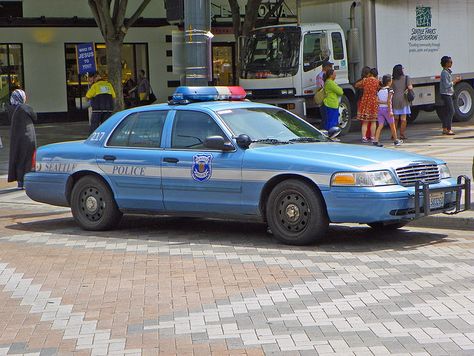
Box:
[416,6,432,27]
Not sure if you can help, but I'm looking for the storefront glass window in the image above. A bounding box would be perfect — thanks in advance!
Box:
[64,43,149,113]
[0,44,24,113]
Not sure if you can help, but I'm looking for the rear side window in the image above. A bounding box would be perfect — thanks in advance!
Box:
[108,111,167,148]
[331,32,344,60]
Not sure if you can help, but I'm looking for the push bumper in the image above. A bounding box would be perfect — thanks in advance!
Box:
[413,175,470,217]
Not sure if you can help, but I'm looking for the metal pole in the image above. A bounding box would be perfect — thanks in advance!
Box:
[184,0,211,86]
[362,0,377,68]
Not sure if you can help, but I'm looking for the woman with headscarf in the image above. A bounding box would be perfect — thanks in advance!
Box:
[7,89,37,189]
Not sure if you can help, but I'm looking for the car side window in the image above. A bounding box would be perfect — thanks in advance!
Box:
[108,111,167,148]
[171,111,227,149]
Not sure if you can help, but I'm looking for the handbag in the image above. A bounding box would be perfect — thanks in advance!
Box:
[405,76,415,103]
[314,87,326,105]
[148,88,157,104]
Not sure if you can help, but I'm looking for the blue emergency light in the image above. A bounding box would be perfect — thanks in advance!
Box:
[172,86,247,102]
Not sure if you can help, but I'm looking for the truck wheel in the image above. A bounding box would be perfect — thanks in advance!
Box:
[453,82,474,122]
[71,176,122,231]
[338,95,352,135]
[266,179,328,245]
[407,108,419,123]
[368,221,408,230]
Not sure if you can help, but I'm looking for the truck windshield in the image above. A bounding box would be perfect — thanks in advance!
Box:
[217,107,328,144]
[241,27,301,79]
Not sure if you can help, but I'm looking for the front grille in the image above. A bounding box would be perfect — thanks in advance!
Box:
[395,162,440,186]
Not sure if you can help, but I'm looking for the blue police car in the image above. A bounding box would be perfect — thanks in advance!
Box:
[24,86,470,245]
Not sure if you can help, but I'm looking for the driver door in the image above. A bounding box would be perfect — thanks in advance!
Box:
[161,110,244,214]
[302,31,330,96]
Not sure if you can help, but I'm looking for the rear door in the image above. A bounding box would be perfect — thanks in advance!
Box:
[97,110,168,211]
[161,109,244,214]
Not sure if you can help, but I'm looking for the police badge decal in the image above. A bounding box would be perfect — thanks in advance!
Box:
[191,154,213,182]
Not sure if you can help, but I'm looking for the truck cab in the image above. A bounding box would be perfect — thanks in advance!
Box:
[240,23,354,133]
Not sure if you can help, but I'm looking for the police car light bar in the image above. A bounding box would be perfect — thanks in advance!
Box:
[172,86,247,102]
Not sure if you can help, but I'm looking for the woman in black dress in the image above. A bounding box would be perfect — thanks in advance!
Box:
[7,89,37,189]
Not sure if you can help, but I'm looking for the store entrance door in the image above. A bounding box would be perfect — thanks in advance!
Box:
[212,44,235,86]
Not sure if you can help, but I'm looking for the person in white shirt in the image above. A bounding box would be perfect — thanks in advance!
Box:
[373,75,402,147]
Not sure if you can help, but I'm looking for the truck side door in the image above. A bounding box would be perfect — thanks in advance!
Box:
[329,31,349,86]
[301,31,330,94]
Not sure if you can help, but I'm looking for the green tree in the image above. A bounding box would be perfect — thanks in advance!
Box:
[88,0,152,110]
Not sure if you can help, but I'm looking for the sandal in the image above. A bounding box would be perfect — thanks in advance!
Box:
[446,130,455,135]
[400,135,407,140]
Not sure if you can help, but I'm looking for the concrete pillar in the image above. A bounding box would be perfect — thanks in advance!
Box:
[184,0,212,86]
[362,0,377,68]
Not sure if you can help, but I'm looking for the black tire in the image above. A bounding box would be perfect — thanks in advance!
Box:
[266,179,329,245]
[453,82,474,122]
[338,95,352,135]
[71,176,122,231]
[407,108,419,123]
[368,221,408,230]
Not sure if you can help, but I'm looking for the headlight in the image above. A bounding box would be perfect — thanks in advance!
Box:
[331,170,396,187]
[281,89,288,95]
[245,90,253,96]
[438,164,451,179]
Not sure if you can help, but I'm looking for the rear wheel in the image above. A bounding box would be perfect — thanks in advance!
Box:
[266,179,328,245]
[453,82,474,122]
[368,221,408,230]
[71,176,122,231]
[407,108,419,123]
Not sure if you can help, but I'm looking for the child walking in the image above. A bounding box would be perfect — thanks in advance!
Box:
[373,75,403,147]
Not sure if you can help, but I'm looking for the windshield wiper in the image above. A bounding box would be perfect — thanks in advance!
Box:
[289,137,323,143]
[252,138,290,145]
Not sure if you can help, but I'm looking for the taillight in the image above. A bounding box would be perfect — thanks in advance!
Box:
[31,149,36,171]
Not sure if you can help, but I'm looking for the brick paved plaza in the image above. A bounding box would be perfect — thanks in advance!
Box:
[0,191,473,355]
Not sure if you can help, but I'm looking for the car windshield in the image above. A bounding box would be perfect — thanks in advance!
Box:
[216,107,328,145]
[241,27,301,79]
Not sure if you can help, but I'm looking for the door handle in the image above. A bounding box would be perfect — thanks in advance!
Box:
[163,157,179,163]
[103,155,116,161]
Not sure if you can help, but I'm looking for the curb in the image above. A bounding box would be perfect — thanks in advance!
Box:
[408,211,474,231]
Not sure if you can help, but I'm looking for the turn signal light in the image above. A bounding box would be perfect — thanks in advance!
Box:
[332,174,356,185]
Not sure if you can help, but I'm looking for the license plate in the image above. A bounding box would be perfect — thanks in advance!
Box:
[429,192,445,209]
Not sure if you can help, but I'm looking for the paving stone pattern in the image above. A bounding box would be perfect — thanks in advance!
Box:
[0,210,473,355]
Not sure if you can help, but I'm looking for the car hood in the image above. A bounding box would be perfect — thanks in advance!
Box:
[250,142,443,171]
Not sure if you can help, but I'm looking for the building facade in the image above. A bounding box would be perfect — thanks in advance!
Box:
[0,0,302,122]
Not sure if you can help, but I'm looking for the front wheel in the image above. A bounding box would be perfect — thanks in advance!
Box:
[338,95,352,135]
[368,221,408,230]
[71,176,122,231]
[266,179,329,245]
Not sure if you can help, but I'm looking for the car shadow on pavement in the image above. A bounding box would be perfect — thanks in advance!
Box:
[4,214,451,253]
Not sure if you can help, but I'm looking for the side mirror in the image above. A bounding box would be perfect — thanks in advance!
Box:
[236,134,252,149]
[204,136,234,151]
[327,126,342,139]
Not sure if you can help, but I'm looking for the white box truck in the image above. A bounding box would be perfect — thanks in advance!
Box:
[239,0,474,134]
